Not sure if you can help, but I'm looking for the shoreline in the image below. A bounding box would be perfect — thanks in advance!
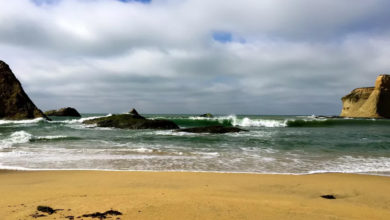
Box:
[1,168,390,177]
[1,170,390,219]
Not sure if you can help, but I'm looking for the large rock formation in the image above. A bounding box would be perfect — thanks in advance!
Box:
[340,75,390,118]
[83,109,179,129]
[45,107,81,117]
[0,60,48,120]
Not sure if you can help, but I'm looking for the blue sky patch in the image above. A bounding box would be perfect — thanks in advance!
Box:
[32,0,151,5]
[118,0,151,3]
[212,31,233,43]
[31,0,59,5]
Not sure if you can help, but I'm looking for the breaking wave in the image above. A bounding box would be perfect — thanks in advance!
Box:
[0,117,45,125]
[54,114,112,124]
[0,131,32,147]
[0,131,74,148]
[163,115,390,128]
[169,115,287,128]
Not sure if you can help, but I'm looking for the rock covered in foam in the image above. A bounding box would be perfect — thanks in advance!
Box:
[0,60,48,120]
[340,74,390,118]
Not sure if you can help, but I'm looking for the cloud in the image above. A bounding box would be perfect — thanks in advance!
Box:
[1,0,390,114]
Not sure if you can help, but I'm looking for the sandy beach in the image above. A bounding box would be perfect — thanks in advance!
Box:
[0,171,389,219]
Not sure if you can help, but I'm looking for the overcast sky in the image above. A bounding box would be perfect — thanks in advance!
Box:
[1,0,390,114]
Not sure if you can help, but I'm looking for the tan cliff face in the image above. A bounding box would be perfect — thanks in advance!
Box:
[340,75,390,118]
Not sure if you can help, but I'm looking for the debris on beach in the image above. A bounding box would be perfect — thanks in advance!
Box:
[80,209,122,219]
[321,194,336,199]
[37,205,56,214]
[30,213,46,218]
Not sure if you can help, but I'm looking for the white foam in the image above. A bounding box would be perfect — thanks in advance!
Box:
[189,115,287,128]
[132,147,154,153]
[149,115,288,128]
[0,132,69,148]
[153,130,203,136]
[234,117,287,127]
[322,156,390,173]
[62,115,108,124]
[49,114,113,130]
[46,114,112,125]
[194,152,219,157]
[0,164,34,171]
[0,131,33,148]
[1,146,390,175]
[36,135,68,140]
[0,118,45,125]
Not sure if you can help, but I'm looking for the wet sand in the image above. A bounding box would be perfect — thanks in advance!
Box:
[1,170,390,219]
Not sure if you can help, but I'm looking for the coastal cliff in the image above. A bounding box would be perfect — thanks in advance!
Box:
[340,75,390,118]
[0,60,48,120]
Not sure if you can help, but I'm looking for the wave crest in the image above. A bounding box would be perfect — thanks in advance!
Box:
[0,131,72,148]
[0,118,45,125]
[182,115,287,128]
[61,114,111,124]
[0,131,32,148]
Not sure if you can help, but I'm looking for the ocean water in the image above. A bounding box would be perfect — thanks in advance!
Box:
[1,114,390,175]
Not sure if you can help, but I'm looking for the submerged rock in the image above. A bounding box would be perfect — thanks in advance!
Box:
[340,74,390,118]
[83,112,179,129]
[45,107,81,117]
[0,60,48,120]
[199,113,214,118]
[176,125,247,134]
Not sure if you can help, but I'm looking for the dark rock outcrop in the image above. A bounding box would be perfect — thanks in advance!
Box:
[0,60,48,120]
[129,108,145,119]
[83,110,179,129]
[340,75,390,118]
[176,125,247,134]
[45,107,81,117]
[199,113,214,118]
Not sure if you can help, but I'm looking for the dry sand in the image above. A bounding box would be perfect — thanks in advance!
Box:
[0,170,390,219]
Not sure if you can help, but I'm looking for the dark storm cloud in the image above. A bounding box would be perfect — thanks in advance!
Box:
[1,0,390,114]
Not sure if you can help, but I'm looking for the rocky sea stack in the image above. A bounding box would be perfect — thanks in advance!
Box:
[83,109,179,129]
[340,74,390,118]
[128,108,145,119]
[45,107,81,117]
[0,60,48,120]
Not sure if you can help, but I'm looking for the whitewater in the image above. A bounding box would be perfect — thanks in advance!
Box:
[1,114,390,175]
